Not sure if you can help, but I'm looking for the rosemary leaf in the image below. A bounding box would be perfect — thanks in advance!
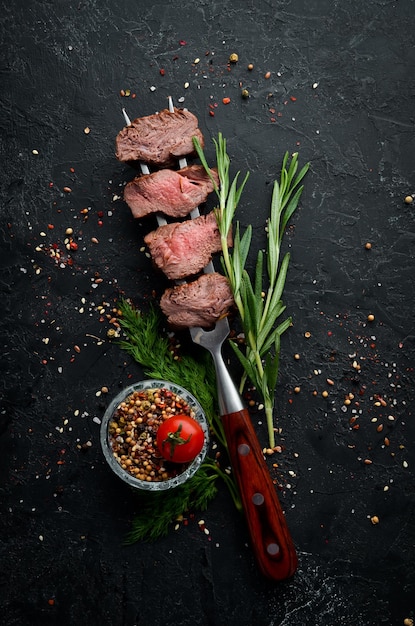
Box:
[258,313,289,356]
[228,340,258,385]
[280,185,306,238]
[266,252,291,315]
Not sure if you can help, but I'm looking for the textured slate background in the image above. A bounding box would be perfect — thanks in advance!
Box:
[1,1,414,624]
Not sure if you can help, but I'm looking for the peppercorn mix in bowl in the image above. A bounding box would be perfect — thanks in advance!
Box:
[100,379,209,491]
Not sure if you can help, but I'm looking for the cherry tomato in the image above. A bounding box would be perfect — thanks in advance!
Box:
[156,414,205,464]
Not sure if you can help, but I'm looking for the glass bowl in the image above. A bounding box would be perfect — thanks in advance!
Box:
[100,379,209,491]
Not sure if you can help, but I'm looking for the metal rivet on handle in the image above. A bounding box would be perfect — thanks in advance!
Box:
[252,493,264,505]
[238,443,250,456]
[266,543,280,556]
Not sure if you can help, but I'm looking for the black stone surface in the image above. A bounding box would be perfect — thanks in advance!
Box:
[1,1,415,625]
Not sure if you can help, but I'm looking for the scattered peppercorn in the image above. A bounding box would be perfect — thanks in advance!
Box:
[404,195,413,204]
[229,53,239,63]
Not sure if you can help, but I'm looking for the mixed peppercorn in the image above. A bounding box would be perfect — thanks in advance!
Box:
[108,387,195,482]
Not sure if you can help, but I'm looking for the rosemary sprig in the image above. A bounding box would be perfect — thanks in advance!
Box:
[193,137,309,448]
[194,133,249,311]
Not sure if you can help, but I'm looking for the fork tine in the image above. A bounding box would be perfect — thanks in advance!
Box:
[189,317,230,348]
[190,317,243,415]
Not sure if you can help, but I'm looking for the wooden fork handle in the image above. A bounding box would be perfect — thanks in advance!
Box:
[221,408,298,581]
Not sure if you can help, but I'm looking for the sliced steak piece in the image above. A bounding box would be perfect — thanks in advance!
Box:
[160,273,234,329]
[124,165,219,219]
[115,107,204,166]
[144,211,231,280]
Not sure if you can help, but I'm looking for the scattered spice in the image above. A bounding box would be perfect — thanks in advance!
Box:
[404,195,413,204]
[229,53,239,63]
[222,97,231,105]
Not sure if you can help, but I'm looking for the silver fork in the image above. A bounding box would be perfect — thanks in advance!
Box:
[189,317,297,580]
[121,99,297,580]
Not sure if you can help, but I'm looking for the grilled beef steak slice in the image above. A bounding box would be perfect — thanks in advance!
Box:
[124,165,219,219]
[115,107,204,166]
[160,273,234,329]
[144,211,232,280]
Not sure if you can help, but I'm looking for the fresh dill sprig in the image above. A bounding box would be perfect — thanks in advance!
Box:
[114,300,242,542]
[124,461,220,543]
[116,299,226,448]
[193,137,309,448]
